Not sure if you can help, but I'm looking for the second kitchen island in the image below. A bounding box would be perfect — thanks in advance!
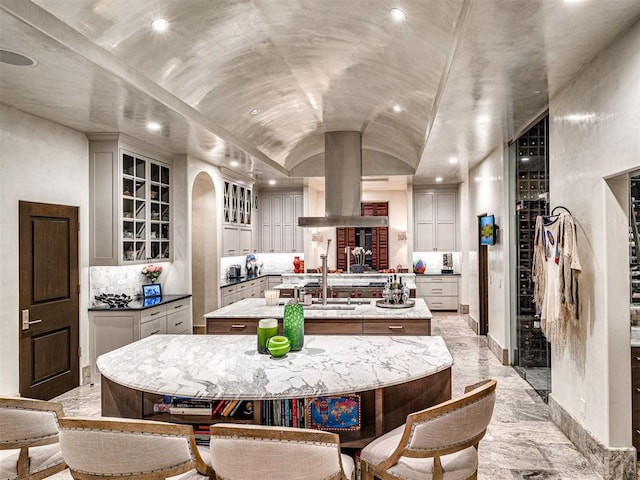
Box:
[205,297,433,335]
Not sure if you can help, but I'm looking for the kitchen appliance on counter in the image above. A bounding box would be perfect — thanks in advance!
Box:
[441,253,454,274]
[227,264,242,279]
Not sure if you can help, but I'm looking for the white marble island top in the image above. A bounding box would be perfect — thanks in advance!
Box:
[97,334,452,400]
[204,297,432,320]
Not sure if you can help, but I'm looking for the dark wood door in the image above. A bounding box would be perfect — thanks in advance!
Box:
[478,215,489,335]
[19,201,79,399]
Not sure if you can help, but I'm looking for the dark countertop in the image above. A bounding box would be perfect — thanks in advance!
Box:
[89,294,192,311]
[414,272,461,277]
[220,273,282,288]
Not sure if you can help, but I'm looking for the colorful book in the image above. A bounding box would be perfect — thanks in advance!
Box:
[229,400,244,416]
[222,400,239,416]
[213,400,229,416]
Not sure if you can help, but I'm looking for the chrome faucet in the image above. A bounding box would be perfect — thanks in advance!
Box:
[320,238,332,305]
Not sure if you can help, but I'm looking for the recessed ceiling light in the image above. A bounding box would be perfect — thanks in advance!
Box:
[435,177,443,183]
[146,121,161,132]
[230,160,239,167]
[268,179,276,185]
[449,157,458,164]
[0,48,36,67]
[250,108,261,115]
[393,104,402,113]
[151,18,169,32]
[390,8,407,22]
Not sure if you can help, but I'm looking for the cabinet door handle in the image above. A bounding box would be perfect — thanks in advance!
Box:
[150,311,161,317]
[388,325,404,330]
[173,304,184,309]
[174,321,183,326]
[431,289,443,293]
[150,330,161,335]
[231,324,246,329]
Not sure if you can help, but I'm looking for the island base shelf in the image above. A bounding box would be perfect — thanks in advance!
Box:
[101,368,451,448]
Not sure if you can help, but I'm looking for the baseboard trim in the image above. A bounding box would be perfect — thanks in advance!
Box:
[467,315,478,334]
[486,332,509,365]
[548,394,636,480]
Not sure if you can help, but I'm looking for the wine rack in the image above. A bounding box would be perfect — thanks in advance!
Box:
[630,175,640,304]
[514,116,550,377]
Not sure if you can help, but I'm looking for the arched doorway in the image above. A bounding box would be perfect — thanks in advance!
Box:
[191,173,217,332]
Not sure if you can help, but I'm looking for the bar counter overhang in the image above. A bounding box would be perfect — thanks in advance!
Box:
[98,334,453,447]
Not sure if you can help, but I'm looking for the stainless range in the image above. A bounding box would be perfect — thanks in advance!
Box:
[302,281,388,299]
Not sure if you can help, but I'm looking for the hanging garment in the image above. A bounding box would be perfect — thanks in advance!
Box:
[533,212,581,343]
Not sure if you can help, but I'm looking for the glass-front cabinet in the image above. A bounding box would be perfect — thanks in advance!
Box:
[88,134,172,266]
[222,177,254,257]
[121,151,171,263]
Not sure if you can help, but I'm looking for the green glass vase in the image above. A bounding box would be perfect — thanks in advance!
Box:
[283,303,304,351]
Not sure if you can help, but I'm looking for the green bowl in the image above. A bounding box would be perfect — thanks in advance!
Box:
[267,336,291,357]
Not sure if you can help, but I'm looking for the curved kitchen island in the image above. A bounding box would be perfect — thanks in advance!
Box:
[98,334,452,447]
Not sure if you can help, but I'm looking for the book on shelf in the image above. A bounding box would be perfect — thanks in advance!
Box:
[229,400,244,417]
[221,400,239,417]
[212,400,229,416]
[168,406,212,415]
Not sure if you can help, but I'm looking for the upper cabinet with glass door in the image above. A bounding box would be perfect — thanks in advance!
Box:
[223,179,252,226]
[88,134,172,266]
[121,151,171,263]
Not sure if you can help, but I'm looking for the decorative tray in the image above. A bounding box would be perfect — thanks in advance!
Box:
[375,299,415,309]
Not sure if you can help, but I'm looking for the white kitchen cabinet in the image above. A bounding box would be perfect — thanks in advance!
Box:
[267,275,282,290]
[415,276,458,311]
[221,277,268,306]
[88,134,173,266]
[166,301,191,334]
[222,176,254,257]
[89,297,192,380]
[221,284,238,306]
[414,191,456,252]
[260,192,303,253]
[222,225,239,256]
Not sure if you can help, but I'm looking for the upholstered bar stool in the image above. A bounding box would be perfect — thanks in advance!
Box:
[209,423,355,480]
[58,417,214,480]
[0,396,66,480]
[360,379,497,480]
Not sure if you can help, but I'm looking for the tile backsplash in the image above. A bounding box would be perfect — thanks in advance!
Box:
[90,264,167,301]
[411,251,461,273]
[221,252,304,280]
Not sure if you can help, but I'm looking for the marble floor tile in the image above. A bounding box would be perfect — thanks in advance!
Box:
[48,311,612,479]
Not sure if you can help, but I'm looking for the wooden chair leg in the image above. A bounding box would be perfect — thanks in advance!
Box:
[360,461,375,480]
[17,447,29,480]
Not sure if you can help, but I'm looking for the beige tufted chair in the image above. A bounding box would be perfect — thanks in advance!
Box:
[0,396,66,480]
[360,379,497,480]
[209,423,355,480]
[58,417,214,480]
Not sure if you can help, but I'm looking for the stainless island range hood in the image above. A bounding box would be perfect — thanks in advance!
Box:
[298,131,389,228]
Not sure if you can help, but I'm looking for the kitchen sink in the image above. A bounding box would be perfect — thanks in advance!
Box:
[303,304,358,310]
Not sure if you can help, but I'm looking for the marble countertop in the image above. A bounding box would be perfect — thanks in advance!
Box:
[205,297,432,319]
[89,294,191,311]
[97,334,453,400]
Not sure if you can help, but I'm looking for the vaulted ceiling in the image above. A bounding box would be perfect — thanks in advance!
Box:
[1,0,639,187]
